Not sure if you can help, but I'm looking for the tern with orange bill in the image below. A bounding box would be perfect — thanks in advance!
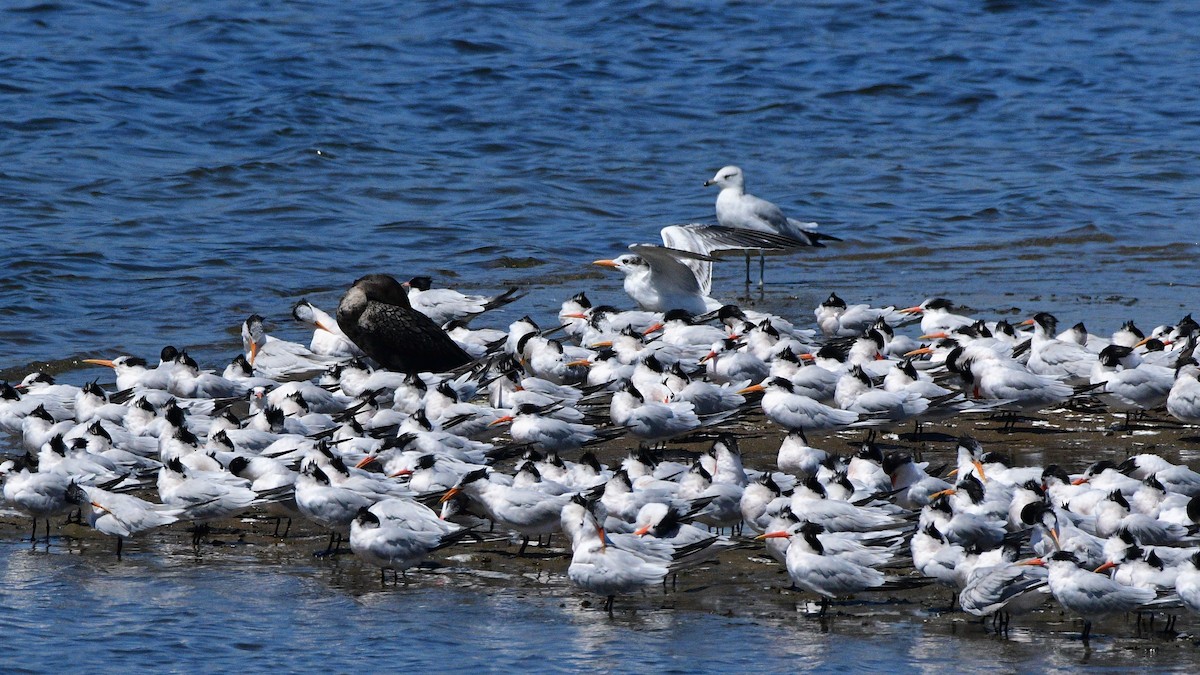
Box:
[349,501,473,584]
[561,496,672,614]
[242,314,340,381]
[1023,550,1159,644]
[756,520,922,613]
[441,468,570,554]
[489,403,601,452]
[292,299,365,358]
[592,245,720,315]
[739,377,860,433]
[898,298,974,334]
[65,481,181,558]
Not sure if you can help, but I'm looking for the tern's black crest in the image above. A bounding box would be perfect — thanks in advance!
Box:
[336,273,472,375]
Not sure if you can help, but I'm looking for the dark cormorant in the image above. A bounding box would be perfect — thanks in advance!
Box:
[336,273,472,374]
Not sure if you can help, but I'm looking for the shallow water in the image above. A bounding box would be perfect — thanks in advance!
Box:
[2,1,1198,379]
[2,0,1200,671]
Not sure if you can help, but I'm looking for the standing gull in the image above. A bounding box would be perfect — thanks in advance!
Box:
[704,165,839,286]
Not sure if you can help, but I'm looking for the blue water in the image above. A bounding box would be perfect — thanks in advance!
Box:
[2,0,1200,670]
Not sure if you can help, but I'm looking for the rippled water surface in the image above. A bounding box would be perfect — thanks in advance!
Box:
[2,0,1200,671]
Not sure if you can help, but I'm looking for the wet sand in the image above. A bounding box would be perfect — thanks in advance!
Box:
[4,406,1200,670]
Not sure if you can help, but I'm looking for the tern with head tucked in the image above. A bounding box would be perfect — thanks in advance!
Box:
[292,299,365,358]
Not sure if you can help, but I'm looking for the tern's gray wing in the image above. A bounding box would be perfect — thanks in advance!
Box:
[628,243,714,296]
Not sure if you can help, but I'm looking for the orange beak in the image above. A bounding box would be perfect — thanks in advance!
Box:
[1094,561,1117,574]
[314,320,333,334]
[592,259,619,268]
[737,383,765,395]
[565,359,592,368]
[588,341,613,349]
[1018,558,1045,567]
[597,524,607,551]
[388,469,413,478]
[754,531,790,540]
[248,341,259,365]
[699,351,718,363]
[1071,477,1090,486]
[899,305,923,315]
[81,358,117,368]
[562,312,588,319]
[918,332,948,340]
[973,459,986,482]
[489,415,514,427]
[904,347,935,357]
[354,455,378,470]
[1018,319,1036,327]
[634,524,651,536]
[798,353,815,362]
[930,488,957,499]
[90,501,109,514]
[439,487,461,503]
[643,323,664,335]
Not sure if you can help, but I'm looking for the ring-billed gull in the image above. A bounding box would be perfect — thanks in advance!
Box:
[705,165,840,286]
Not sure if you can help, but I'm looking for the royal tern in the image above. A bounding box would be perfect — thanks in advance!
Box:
[402,275,523,326]
[441,468,570,552]
[899,298,974,335]
[1026,550,1158,644]
[757,521,914,611]
[815,293,903,338]
[242,314,337,381]
[958,558,1049,627]
[349,502,472,583]
[336,273,473,375]
[1022,313,1095,381]
[593,245,720,315]
[81,353,176,392]
[64,482,180,558]
[562,496,671,614]
[0,460,72,542]
[740,378,860,433]
[292,299,365,358]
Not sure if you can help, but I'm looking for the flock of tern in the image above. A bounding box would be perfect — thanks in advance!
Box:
[3,167,1200,646]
